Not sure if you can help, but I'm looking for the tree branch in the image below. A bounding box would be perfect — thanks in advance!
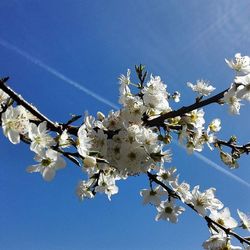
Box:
[0,78,61,132]
[216,139,250,155]
[144,89,229,128]
[147,171,250,246]
[0,78,79,135]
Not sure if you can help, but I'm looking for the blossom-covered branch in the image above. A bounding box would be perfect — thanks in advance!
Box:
[144,88,228,128]
[1,53,250,249]
[147,171,250,247]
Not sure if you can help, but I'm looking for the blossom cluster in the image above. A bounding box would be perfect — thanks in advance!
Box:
[223,53,250,115]
[0,54,250,249]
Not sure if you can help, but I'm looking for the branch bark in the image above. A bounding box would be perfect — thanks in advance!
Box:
[144,89,229,128]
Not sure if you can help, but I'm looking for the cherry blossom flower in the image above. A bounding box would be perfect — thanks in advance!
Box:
[225,53,250,75]
[157,167,177,184]
[1,105,29,144]
[190,186,223,216]
[208,119,221,133]
[76,180,94,201]
[202,233,242,250]
[237,209,250,231]
[182,109,205,129]
[58,130,71,148]
[142,75,170,114]
[95,174,118,200]
[223,85,242,115]
[76,124,92,157]
[155,200,185,223]
[171,178,192,202]
[140,186,167,205]
[119,69,131,105]
[187,80,215,96]
[210,207,238,231]
[28,121,55,154]
[26,149,66,181]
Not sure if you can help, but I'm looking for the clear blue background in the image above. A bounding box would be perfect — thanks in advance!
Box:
[0,1,250,249]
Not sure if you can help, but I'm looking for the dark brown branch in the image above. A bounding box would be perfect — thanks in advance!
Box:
[144,89,229,128]
[0,78,79,135]
[147,171,250,246]
[0,78,61,132]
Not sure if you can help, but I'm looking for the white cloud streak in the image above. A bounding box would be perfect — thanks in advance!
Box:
[193,151,250,188]
[173,139,250,189]
[0,38,119,110]
[1,38,249,189]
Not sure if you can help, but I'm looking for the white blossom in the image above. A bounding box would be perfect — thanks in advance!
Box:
[155,200,185,223]
[223,86,242,115]
[182,109,205,129]
[77,124,92,157]
[142,75,170,114]
[26,149,66,181]
[157,167,177,184]
[190,186,223,216]
[235,74,250,101]
[118,142,148,174]
[119,69,131,106]
[140,186,167,206]
[171,179,192,202]
[1,105,29,144]
[202,233,242,250]
[90,129,108,157]
[95,174,118,200]
[208,119,221,133]
[58,130,71,148]
[237,209,250,231]
[120,95,145,124]
[210,207,238,231]
[187,80,215,96]
[76,180,94,201]
[225,53,250,75]
[28,121,55,154]
[103,110,122,131]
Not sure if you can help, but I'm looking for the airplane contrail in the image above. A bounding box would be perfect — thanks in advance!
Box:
[193,151,250,188]
[173,139,250,189]
[0,38,119,110]
[1,38,249,188]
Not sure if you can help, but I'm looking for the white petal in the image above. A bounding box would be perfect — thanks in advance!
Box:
[42,168,56,181]
[8,130,20,144]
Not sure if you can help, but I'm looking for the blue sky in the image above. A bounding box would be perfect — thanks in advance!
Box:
[0,1,250,249]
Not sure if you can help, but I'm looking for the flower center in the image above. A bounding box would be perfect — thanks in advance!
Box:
[41,158,52,167]
[217,218,225,226]
[128,152,136,161]
[164,207,173,214]
[149,190,157,196]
